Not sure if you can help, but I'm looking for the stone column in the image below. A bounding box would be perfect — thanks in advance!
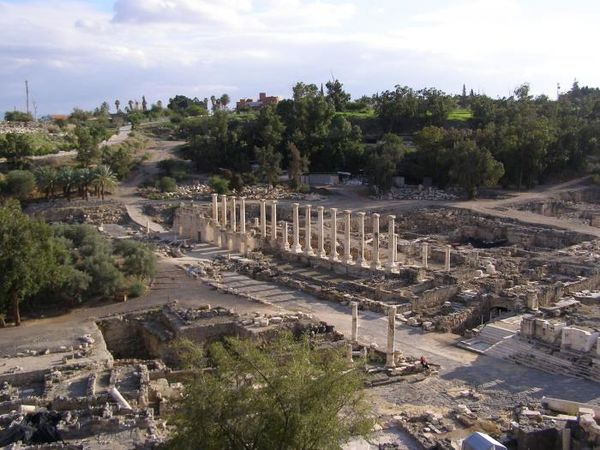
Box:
[317,206,326,258]
[351,301,358,343]
[271,201,278,244]
[211,193,219,225]
[291,203,302,253]
[386,306,397,368]
[221,195,227,228]
[329,208,339,262]
[239,197,246,234]
[386,215,397,271]
[304,205,314,256]
[282,221,290,251]
[371,213,381,270]
[445,245,451,272]
[346,343,353,363]
[178,224,183,237]
[231,197,237,233]
[343,210,353,264]
[422,242,428,269]
[356,212,368,268]
[146,220,150,235]
[260,200,266,238]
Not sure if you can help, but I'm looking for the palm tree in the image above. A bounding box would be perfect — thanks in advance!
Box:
[76,168,96,200]
[92,165,118,201]
[58,166,77,201]
[34,166,58,200]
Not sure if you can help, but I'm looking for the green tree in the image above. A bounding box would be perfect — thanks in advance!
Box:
[325,79,351,112]
[158,176,177,193]
[4,170,36,200]
[166,334,373,450]
[4,111,33,122]
[74,125,100,167]
[58,166,77,201]
[113,240,156,280]
[0,133,35,168]
[366,133,406,194]
[256,145,282,186]
[34,166,59,200]
[288,142,308,190]
[92,165,118,200]
[0,200,65,325]
[448,139,505,199]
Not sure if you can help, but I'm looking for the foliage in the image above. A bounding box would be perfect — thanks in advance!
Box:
[288,142,307,190]
[366,133,407,194]
[0,133,35,168]
[256,145,282,186]
[4,111,33,122]
[325,79,351,112]
[127,279,146,298]
[0,200,67,324]
[157,159,191,181]
[208,175,230,194]
[91,165,118,200]
[162,338,206,370]
[166,334,373,450]
[158,176,177,193]
[114,240,156,280]
[3,170,36,200]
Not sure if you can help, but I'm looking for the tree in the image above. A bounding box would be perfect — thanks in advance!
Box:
[4,170,36,200]
[448,139,504,199]
[0,200,65,325]
[256,145,282,186]
[325,79,351,112]
[113,240,156,280]
[158,176,177,193]
[4,111,33,122]
[287,142,308,190]
[0,133,34,168]
[92,165,118,200]
[219,94,230,110]
[58,166,77,201]
[142,96,148,112]
[34,166,59,200]
[366,133,406,194]
[75,125,100,167]
[166,334,373,450]
[115,99,121,113]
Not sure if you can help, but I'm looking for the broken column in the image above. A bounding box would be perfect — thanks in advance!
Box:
[239,197,246,234]
[351,301,358,343]
[317,206,326,258]
[211,193,219,225]
[343,210,353,264]
[231,197,237,233]
[386,306,397,368]
[422,242,429,269]
[346,343,353,363]
[221,195,228,227]
[271,200,278,244]
[386,215,397,271]
[291,203,302,253]
[304,204,314,256]
[282,221,290,251]
[357,212,368,268]
[371,213,381,270]
[260,199,267,238]
[445,245,451,272]
[329,208,339,262]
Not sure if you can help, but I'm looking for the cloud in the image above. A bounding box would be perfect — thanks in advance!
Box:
[0,0,599,114]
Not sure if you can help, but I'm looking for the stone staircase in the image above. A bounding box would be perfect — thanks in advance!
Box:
[459,321,600,382]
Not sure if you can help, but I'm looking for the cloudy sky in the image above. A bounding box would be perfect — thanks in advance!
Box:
[1,0,599,115]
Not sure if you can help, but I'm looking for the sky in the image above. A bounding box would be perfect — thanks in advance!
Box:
[1,0,599,115]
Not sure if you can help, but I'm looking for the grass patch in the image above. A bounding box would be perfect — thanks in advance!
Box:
[447,108,473,122]
[335,109,376,119]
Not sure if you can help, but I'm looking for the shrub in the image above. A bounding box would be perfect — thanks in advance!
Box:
[4,170,36,200]
[128,279,146,298]
[208,175,230,194]
[158,176,177,193]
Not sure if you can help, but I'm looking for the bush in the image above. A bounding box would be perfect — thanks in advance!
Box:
[128,279,146,298]
[4,170,36,200]
[208,175,230,194]
[158,176,177,193]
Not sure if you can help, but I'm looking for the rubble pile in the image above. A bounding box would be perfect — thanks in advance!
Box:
[31,200,129,225]
[234,184,325,201]
[377,186,460,201]
[138,183,213,200]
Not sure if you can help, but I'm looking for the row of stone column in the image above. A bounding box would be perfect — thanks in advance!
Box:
[210,195,452,272]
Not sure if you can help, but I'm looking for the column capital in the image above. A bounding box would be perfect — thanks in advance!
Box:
[317,205,324,211]
[388,214,396,220]
[372,212,380,218]
[344,209,351,215]
[330,207,338,213]
[357,211,366,217]
[271,199,278,204]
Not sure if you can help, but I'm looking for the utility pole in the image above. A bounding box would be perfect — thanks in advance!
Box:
[25,80,30,115]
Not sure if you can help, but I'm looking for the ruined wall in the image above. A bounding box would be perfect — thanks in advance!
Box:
[410,285,460,313]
